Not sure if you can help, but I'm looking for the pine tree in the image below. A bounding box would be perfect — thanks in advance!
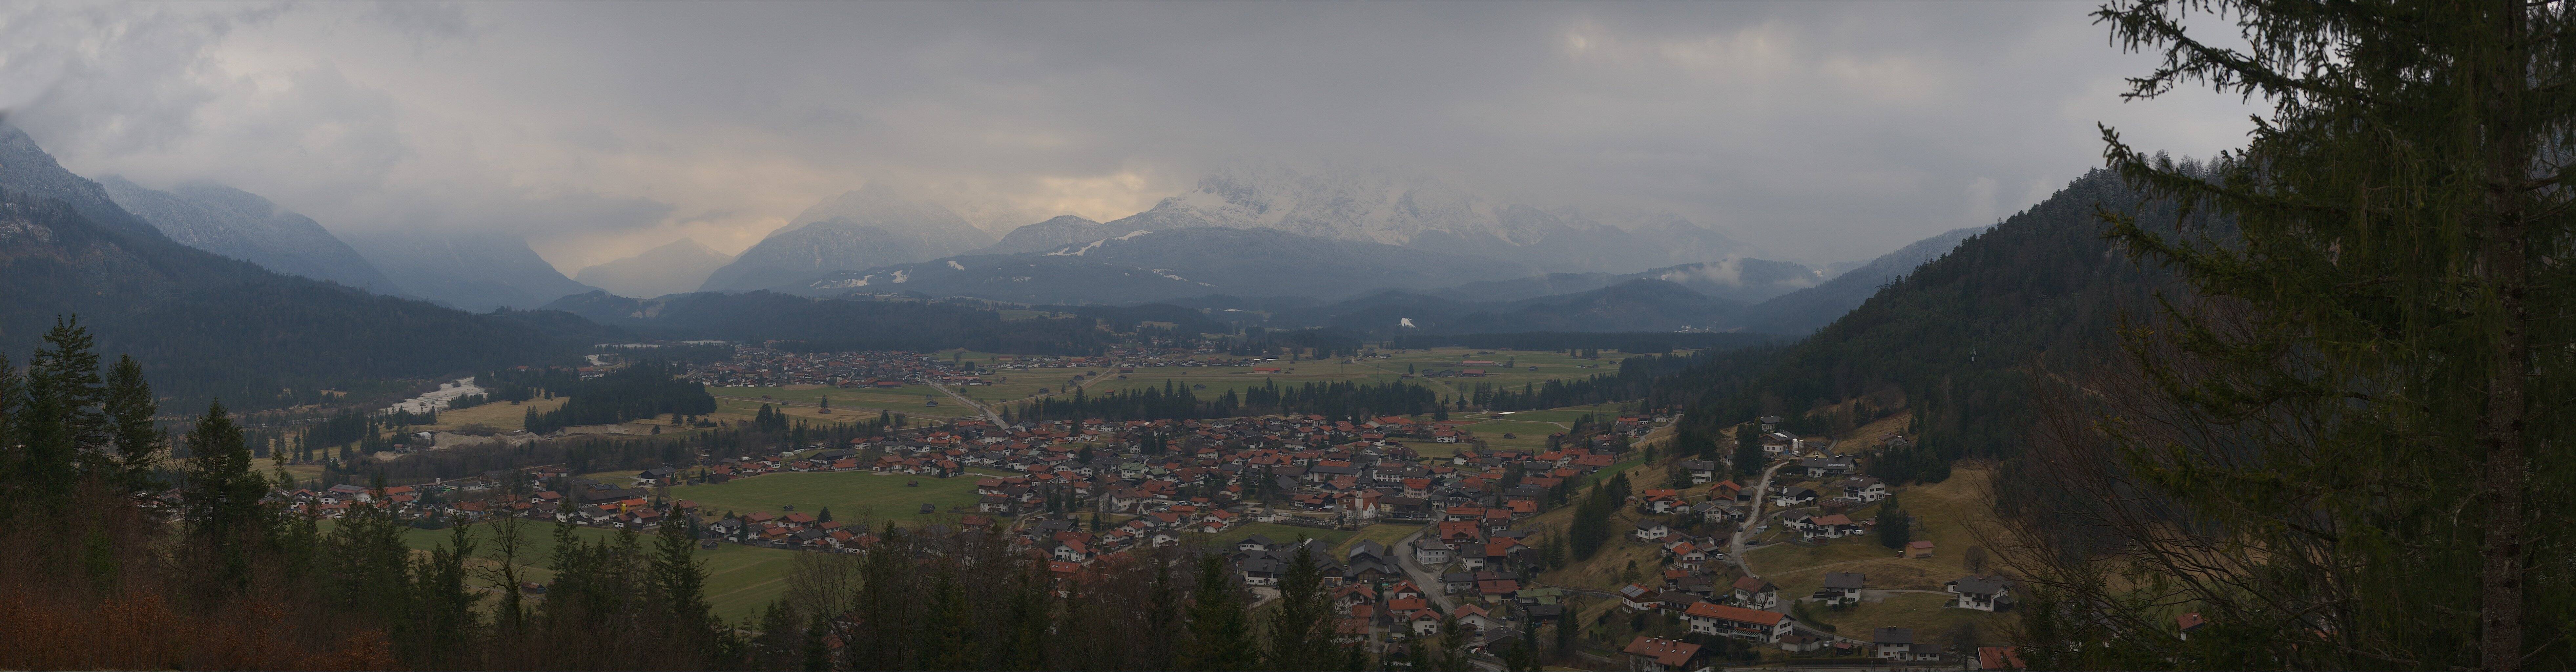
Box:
[1732,422,1765,478]
[181,400,270,588]
[1182,554,1256,671]
[0,354,22,509]
[1265,542,1336,670]
[651,515,716,640]
[411,524,483,665]
[20,317,107,501]
[2003,2,2576,669]
[101,354,162,491]
[1874,497,1909,551]
[918,568,977,670]
[324,500,418,629]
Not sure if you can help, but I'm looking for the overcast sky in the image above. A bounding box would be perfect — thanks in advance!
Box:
[0,1,2255,269]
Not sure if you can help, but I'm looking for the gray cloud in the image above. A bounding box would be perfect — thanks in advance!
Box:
[1,1,2255,269]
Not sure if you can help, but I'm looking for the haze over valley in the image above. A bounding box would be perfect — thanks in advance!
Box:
[3,3,2551,672]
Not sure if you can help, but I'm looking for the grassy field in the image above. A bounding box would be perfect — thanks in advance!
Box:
[1456,418,1563,452]
[696,347,1652,431]
[373,522,799,623]
[1331,523,1424,556]
[1749,467,1999,594]
[1186,521,1357,550]
[665,471,990,528]
[708,385,983,425]
[1796,591,2003,647]
[1482,408,1621,425]
[420,396,568,432]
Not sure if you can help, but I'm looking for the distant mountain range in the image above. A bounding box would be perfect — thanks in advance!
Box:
[0,121,610,410]
[699,184,996,292]
[1426,257,1824,305]
[97,176,405,295]
[85,170,594,312]
[1736,225,1989,334]
[1264,279,1745,335]
[574,239,735,298]
[344,228,601,311]
[698,163,1774,301]
[1082,162,1763,274]
[984,215,1134,255]
[1689,169,2181,462]
[541,290,1220,354]
[1202,225,1997,335]
[778,227,1535,304]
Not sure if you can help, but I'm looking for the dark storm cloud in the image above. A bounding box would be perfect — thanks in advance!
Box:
[0,1,2253,269]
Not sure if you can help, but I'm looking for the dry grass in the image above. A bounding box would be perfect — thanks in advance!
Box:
[422,396,567,432]
[1332,522,1425,557]
[1753,467,1999,596]
[1796,592,2008,648]
[1843,413,1911,450]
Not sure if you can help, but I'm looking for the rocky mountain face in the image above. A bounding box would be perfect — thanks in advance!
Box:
[0,121,605,409]
[573,238,735,298]
[983,215,1138,255]
[699,184,996,292]
[783,227,1533,304]
[97,177,404,295]
[1271,278,1748,335]
[1737,225,1990,335]
[344,229,598,311]
[0,124,167,241]
[1426,257,1822,305]
[1089,163,1761,273]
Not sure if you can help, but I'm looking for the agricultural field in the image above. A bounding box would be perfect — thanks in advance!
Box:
[1747,468,2000,592]
[1795,592,2001,647]
[707,385,983,425]
[697,347,1654,431]
[665,470,993,529]
[1450,418,1565,452]
[1184,521,1357,550]
[420,396,568,432]
[1332,522,1425,556]
[376,522,799,623]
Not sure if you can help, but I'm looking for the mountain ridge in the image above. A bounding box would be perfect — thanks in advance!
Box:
[574,238,736,298]
[700,184,996,291]
[778,227,1535,304]
[0,122,609,410]
[345,228,600,311]
[97,176,406,295]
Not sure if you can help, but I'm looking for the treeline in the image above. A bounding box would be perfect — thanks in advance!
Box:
[343,415,902,487]
[288,408,438,468]
[1009,378,1440,423]
[1389,331,1773,354]
[768,525,1474,672]
[1666,169,2180,466]
[0,179,602,414]
[1564,472,1634,561]
[1217,327,1367,359]
[0,317,735,669]
[554,291,1141,356]
[523,362,715,434]
[1447,349,1720,411]
[480,366,579,403]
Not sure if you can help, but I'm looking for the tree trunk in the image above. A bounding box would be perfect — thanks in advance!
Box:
[2477,6,2532,669]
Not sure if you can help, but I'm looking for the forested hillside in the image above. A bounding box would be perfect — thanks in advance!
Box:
[1679,169,2194,461]
[0,124,604,410]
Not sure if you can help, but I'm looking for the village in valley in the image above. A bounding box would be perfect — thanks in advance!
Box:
[261,339,2026,671]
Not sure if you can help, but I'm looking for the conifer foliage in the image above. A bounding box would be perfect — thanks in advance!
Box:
[2006,2,2576,669]
[0,316,747,670]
